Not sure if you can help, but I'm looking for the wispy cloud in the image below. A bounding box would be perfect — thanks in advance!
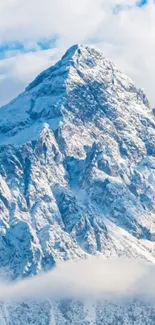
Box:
[0,48,61,107]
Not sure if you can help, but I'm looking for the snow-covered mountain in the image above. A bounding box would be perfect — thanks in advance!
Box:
[1,44,155,324]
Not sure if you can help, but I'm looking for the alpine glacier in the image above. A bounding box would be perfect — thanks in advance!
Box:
[0,44,155,324]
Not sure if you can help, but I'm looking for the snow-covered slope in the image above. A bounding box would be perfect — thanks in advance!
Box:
[1,44,155,323]
[1,299,155,325]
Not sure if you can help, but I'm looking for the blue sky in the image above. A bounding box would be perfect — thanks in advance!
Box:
[138,0,148,6]
[0,0,154,106]
[0,38,58,60]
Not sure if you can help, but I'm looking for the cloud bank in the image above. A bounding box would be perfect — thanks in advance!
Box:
[1,257,155,304]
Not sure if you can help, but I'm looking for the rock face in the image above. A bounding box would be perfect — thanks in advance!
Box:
[1,44,155,323]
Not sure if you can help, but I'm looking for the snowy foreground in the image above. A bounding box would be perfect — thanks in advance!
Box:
[1,44,155,323]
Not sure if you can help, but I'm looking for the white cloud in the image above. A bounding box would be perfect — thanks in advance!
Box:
[0,0,155,105]
[0,49,61,106]
[1,257,155,303]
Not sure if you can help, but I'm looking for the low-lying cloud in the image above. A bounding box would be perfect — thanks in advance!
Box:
[1,257,155,304]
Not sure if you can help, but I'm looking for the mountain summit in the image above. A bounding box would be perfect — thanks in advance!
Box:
[0,44,150,145]
[1,44,155,324]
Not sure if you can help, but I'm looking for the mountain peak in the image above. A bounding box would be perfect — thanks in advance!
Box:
[61,44,84,58]
[0,44,150,147]
[61,43,103,61]
[61,43,115,73]
[26,44,105,92]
